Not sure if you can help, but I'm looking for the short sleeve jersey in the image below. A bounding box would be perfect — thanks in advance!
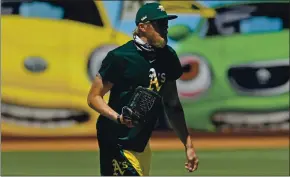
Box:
[97,40,182,152]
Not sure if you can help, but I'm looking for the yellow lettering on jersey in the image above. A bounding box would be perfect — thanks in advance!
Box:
[149,77,161,91]
[148,68,162,91]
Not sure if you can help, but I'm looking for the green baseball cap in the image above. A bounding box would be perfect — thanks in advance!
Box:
[135,2,178,25]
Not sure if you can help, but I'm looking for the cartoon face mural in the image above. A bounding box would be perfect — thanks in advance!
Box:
[1,0,131,137]
[168,2,289,132]
[2,0,289,136]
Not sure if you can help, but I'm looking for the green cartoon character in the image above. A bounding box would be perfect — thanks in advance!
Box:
[168,2,289,133]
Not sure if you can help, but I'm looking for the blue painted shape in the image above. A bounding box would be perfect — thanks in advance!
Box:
[19,2,64,19]
[240,17,283,34]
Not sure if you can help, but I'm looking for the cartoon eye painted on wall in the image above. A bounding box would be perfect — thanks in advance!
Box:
[177,54,212,99]
[87,45,118,81]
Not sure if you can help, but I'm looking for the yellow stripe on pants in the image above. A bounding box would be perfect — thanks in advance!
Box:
[123,143,152,176]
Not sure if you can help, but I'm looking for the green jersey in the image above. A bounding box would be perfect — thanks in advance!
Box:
[97,40,182,152]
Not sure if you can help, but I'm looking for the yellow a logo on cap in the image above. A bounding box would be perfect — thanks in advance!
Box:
[158,5,165,11]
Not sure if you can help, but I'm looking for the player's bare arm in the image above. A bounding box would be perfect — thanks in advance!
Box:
[87,75,118,121]
[162,81,199,172]
[87,75,133,127]
[162,81,191,146]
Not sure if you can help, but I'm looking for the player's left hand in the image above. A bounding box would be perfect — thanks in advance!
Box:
[185,147,199,172]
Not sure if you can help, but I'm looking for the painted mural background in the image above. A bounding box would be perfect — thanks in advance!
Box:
[1,0,289,137]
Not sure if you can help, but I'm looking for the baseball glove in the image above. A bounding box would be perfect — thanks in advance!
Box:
[121,86,161,126]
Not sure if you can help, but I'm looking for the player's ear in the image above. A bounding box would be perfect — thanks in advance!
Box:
[138,23,147,33]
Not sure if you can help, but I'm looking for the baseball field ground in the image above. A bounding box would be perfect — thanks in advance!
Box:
[1,133,289,176]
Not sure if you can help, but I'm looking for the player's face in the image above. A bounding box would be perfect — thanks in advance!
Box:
[145,19,168,48]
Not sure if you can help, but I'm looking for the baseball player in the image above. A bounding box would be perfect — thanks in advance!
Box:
[87,2,199,176]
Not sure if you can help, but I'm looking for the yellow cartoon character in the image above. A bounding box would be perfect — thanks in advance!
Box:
[1,0,131,137]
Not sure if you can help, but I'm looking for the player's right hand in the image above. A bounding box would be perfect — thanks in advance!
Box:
[118,114,134,128]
